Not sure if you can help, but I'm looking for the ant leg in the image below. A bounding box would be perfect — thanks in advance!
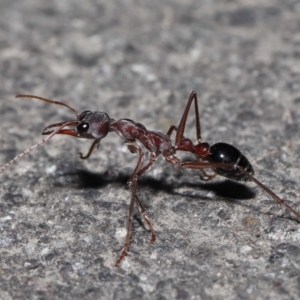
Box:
[134,195,156,243]
[175,91,201,145]
[166,125,177,137]
[115,148,158,265]
[115,185,137,266]
[79,139,100,159]
[167,92,204,147]
[237,167,300,219]
[115,143,145,265]
[179,161,300,220]
[133,152,158,243]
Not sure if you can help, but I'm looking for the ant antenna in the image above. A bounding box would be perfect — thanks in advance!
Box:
[16,95,79,117]
[0,121,74,174]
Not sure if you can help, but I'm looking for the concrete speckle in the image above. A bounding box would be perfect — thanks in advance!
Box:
[1,0,300,299]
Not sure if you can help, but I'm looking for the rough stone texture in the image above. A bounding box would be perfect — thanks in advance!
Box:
[1,0,300,299]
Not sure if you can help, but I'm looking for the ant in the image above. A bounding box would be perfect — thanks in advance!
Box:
[1,91,299,265]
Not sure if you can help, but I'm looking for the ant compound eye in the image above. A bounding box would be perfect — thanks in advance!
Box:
[76,122,89,134]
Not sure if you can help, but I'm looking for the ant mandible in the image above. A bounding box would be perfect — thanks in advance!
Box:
[1,91,299,265]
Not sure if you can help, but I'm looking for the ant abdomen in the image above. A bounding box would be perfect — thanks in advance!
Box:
[208,142,254,181]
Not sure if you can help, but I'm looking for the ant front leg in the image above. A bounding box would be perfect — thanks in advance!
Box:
[79,139,100,159]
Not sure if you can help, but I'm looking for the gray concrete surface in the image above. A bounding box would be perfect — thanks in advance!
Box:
[1,0,300,299]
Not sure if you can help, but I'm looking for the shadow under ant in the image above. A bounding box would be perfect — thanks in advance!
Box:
[51,168,297,226]
[56,168,256,201]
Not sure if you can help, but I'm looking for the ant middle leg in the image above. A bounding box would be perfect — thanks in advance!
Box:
[175,91,202,145]
[115,145,157,265]
[115,143,144,265]
[166,125,177,137]
[166,92,202,144]
[133,152,158,244]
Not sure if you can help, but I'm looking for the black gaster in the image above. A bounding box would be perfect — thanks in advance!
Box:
[208,142,254,181]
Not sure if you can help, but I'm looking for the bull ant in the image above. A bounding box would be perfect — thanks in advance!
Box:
[1,92,299,265]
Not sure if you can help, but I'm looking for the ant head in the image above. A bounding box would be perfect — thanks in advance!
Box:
[75,110,110,139]
[15,94,111,140]
[42,110,111,140]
